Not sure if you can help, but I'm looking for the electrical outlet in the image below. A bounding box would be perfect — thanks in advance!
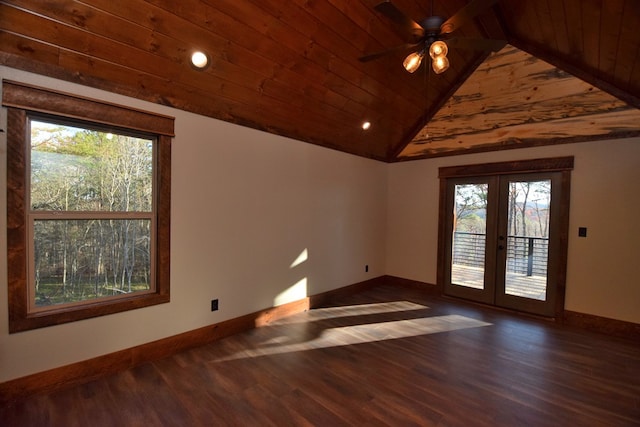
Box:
[211,299,219,311]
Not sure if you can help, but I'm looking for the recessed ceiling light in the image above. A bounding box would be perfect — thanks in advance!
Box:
[190,51,210,69]
[362,121,371,130]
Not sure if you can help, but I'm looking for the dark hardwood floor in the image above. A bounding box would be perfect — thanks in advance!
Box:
[2,284,639,426]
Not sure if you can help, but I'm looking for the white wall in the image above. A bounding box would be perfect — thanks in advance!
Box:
[386,139,640,324]
[0,67,388,382]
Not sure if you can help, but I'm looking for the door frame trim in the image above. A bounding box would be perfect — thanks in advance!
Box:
[437,157,574,319]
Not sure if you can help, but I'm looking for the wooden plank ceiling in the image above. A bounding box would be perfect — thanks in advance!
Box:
[399,45,640,159]
[1,0,639,163]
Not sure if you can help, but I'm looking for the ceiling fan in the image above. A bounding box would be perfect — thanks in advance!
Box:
[360,0,506,74]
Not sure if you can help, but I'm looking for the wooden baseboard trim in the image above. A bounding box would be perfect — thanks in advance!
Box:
[382,275,439,294]
[309,275,387,307]
[0,276,385,404]
[563,310,640,341]
[384,275,640,342]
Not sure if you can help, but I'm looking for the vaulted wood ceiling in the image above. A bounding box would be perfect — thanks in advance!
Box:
[1,0,639,162]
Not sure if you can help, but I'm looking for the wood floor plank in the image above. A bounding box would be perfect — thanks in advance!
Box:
[1,283,639,426]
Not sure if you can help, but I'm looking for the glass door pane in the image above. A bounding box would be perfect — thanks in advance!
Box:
[503,179,551,301]
[451,183,488,289]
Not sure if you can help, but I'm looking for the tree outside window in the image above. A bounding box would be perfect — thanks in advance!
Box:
[29,120,155,310]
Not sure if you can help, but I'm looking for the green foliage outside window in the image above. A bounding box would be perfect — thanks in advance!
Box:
[29,120,155,307]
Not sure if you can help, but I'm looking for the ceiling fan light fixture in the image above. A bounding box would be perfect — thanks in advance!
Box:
[429,40,448,59]
[403,51,424,73]
[432,55,450,74]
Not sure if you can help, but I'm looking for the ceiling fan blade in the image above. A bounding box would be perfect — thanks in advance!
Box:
[440,0,500,34]
[446,37,506,52]
[374,1,425,40]
[359,42,422,62]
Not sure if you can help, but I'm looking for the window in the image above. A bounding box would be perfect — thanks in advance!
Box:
[4,81,173,332]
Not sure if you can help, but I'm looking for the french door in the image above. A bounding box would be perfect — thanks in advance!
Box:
[439,159,572,317]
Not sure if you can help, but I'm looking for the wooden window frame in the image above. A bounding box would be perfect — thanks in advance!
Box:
[4,80,173,333]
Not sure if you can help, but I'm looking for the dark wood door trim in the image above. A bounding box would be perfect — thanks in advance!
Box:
[439,156,574,178]
[437,157,573,319]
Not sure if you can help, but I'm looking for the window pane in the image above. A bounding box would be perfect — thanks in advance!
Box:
[33,219,152,307]
[451,183,488,289]
[30,120,153,212]
[504,180,551,301]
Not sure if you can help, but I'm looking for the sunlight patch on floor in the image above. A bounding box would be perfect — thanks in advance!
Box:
[213,301,492,362]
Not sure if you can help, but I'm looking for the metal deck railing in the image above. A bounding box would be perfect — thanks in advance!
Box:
[452,232,548,276]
